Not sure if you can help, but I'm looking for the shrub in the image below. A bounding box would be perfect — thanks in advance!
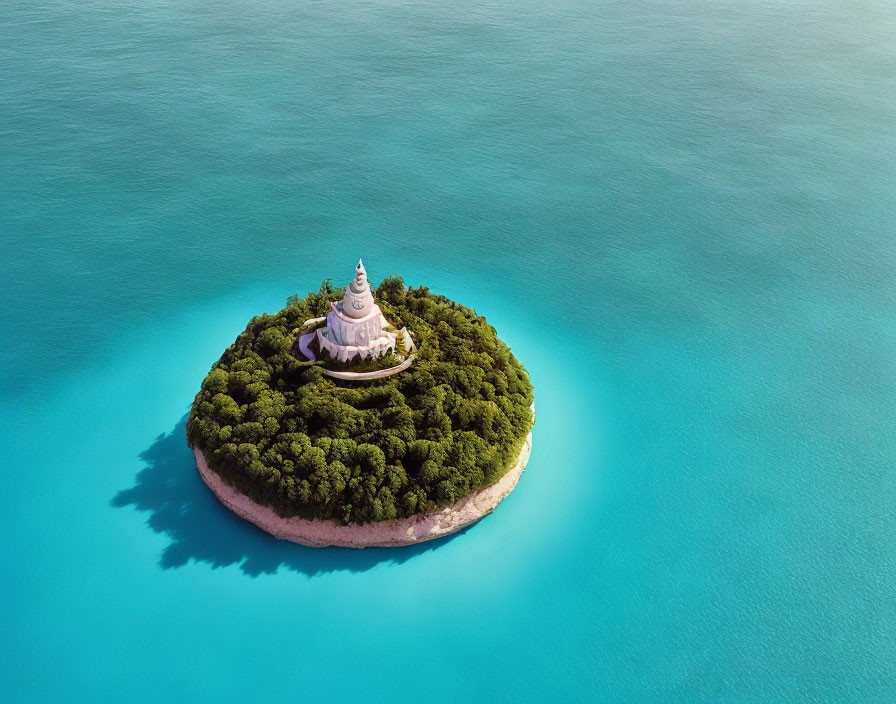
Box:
[187,278,533,524]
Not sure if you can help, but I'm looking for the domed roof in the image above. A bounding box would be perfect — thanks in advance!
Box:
[342,259,375,319]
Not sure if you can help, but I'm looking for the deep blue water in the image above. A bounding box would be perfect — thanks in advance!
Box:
[2,1,895,701]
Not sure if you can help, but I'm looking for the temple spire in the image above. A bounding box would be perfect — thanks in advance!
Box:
[350,258,369,294]
[305,258,401,362]
[343,257,374,317]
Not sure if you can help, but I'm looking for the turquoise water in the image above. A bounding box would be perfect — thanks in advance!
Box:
[2,0,895,700]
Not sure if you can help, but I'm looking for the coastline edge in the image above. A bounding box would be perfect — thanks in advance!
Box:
[193,432,532,549]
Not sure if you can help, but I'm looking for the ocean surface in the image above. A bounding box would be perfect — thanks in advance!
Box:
[2,1,895,701]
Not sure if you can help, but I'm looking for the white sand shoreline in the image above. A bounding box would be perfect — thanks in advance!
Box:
[193,432,532,548]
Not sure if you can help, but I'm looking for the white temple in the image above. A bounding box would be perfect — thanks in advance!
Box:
[314,260,398,363]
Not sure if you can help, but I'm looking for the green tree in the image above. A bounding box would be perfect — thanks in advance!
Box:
[188,277,534,523]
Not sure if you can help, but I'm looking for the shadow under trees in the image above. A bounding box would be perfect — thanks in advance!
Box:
[112,416,462,578]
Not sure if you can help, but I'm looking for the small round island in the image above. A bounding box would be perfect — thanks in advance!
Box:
[188,263,535,548]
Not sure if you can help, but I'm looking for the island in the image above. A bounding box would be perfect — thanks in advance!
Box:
[187,261,535,547]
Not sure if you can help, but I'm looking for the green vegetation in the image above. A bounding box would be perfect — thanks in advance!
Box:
[315,347,404,373]
[306,333,404,373]
[187,276,534,525]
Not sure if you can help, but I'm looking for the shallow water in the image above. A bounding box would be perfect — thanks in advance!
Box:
[2,0,895,701]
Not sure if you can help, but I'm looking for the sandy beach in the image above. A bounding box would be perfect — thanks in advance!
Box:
[194,432,533,548]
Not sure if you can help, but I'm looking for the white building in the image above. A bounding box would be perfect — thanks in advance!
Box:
[315,260,398,363]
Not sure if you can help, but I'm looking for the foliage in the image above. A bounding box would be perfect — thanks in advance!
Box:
[306,333,404,373]
[188,276,534,524]
[316,346,404,373]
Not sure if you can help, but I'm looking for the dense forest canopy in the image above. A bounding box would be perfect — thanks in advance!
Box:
[187,276,534,524]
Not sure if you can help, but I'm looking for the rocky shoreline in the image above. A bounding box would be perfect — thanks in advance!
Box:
[193,432,532,548]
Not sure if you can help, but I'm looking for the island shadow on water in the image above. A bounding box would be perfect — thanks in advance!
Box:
[112,415,464,577]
